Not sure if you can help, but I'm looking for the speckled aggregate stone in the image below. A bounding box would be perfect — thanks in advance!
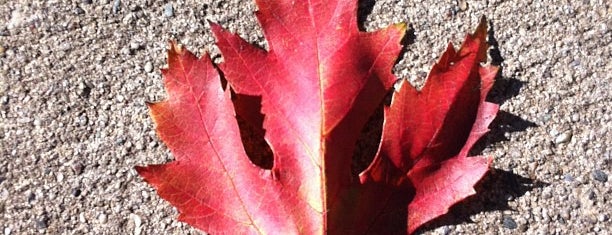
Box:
[0,0,609,234]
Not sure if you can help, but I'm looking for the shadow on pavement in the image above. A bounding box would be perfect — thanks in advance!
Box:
[417,169,549,233]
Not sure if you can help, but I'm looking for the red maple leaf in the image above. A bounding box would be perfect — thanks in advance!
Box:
[136,0,499,234]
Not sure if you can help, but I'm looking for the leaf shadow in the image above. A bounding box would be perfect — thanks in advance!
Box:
[416,169,549,234]
[357,0,376,31]
[470,111,538,155]
[486,20,524,106]
[232,93,274,169]
[487,76,526,106]
[487,20,504,67]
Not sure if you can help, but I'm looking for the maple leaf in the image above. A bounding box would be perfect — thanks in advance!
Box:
[136,0,499,234]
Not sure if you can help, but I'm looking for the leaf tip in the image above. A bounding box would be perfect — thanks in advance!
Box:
[473,16,489,63]
[209,21,229,41]
[475,16,487,38]
[134,165,152,180]
[394,22,408,32]
[168,40,185,55]
[134,165,146,173]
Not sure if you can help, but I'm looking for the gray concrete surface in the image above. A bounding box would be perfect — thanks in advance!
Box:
[0,0,610,234]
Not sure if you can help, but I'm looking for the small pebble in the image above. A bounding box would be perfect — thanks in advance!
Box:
[164,4,174,17]
[592,169,608,182]
[570,59,581,67]
[117,94,125,103]
[458,0,468,11]
[80,83,92,98]
[4,49,13,57]
[130,214,142,235]
[112,0,121,14]
[571,113,580,122]
[74,7,85,15]
[502,216,517,229]
[586,190,596,200]
[55,172,64,182]
[550,128,559,136]
[116,137,126,146]
[541,208,550,222]
[71,188,81,197]
[144,61,153,73]
[560,208,571,220]
[36,218,48,230]
[72,162,84,175]
[27,192,35,203]
[540,113,552,123]
[563,174,574,182]
[598,214,609,222]
[435,226,451,235]
[518,222,528,232]
[98,213,107,223]
[135,141,144,150]
[0,46,4,57]
[4,227,11,235]
[130,43,140,51]
[148,140,158,149]
[78,115,88,126]
[554,131,572,144]
[540,187,552,199]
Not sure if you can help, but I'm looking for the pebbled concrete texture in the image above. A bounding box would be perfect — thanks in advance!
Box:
[0,0,609,234]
